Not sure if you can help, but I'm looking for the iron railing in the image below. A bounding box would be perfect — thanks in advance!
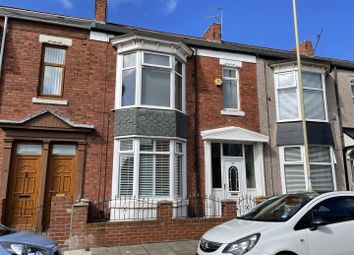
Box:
[173,195,222,219]
[236,194,257,216]
[88,196,158,222]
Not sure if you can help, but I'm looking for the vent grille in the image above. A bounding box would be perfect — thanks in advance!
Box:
[200,239,222,253]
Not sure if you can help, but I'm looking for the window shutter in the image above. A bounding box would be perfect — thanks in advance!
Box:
[155,155,170,196]
[284,165,306,193]
[139,154,154,196]
[174,155,182,197]
[119,155,134,196]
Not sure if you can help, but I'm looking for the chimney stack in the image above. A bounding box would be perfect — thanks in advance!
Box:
[95,0,107,22]
[203,22,221,42]
[291,40,314,56]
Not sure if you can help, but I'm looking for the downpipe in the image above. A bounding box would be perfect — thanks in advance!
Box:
[0,16,8,79]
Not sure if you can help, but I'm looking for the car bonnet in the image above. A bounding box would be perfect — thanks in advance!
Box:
[202,218,281,244]
[0,231,57,249]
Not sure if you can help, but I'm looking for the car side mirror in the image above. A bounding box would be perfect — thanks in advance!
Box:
[310,217,328,231]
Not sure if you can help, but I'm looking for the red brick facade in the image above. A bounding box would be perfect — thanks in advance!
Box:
[0,8,260,250]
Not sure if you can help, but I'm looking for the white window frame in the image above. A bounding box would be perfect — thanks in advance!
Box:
[222,67,240,111]
[116,50,186,113]
[112,137,186,200]
[274,66,328,123]
[279,145,336,194]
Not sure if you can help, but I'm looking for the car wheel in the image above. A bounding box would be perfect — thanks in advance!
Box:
[276,252,297,255]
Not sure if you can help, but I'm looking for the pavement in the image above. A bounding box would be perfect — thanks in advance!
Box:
[64,240,199,255]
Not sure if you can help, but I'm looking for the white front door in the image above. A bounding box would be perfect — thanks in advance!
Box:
[223,159,246,199]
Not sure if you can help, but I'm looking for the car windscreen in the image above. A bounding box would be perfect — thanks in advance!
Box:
[238,194,315,222]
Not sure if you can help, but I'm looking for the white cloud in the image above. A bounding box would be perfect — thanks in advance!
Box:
[59,0,73,9]
[161,0,177,14]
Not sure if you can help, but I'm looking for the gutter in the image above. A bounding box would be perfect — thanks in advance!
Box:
[0,16,8,79]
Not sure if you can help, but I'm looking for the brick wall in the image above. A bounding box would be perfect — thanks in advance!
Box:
[48,198,237,250]
[185,55,260,197]
[0,18,115,205]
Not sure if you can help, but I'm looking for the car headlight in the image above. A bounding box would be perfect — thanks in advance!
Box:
[222,233,260,255]
[1,243,48,255]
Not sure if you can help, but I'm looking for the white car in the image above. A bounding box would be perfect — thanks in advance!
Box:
[197,191,354,255]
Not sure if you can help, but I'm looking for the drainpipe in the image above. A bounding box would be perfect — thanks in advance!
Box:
[194,49,201,200]
[0,16,8,79]
[333,66,349,190]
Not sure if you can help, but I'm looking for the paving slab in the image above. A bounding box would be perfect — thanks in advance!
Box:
[64,240,199,255]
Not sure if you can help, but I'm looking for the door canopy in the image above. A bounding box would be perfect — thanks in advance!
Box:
[201,126,269,143]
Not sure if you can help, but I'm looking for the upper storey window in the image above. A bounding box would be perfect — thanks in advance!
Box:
[275,67,327,122]
[39,45,67,97]
[112,34,193,112]
[121,51,182,110]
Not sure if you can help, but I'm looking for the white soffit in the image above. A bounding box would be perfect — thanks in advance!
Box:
[201,126,269,143]
[196,48,256,64]
[90,31,113,42]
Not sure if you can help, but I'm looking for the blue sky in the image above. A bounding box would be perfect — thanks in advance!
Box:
[2,0,354,61]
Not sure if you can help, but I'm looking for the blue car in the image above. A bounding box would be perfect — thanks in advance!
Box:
[0,224,60,255]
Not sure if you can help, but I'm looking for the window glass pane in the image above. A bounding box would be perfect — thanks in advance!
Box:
[120,140,133,151]
[303,72,322,89]
[211,143,222,188]
[156,140,170,152]
[223,80,238,109]
[351,85,354,97]
[284,164,306,193]
[284,147,302,162]
[43,66,63,96]
[278,72,294,88]
[278,88,299,120]
[119,155,134,196]
[139,154,153,196]
[44,47,65,65]
[223,144,243,157]
[245,145,255,189]
[175,74,182,110]
[228,166,239,192]
[16,144,42,155]
[309,147,331,163]
[312,197,354,224]
[223,69,236,78]
[144,52,170,66]
[123,52,136,68]
[175,59,182,74]
[140,139,153,151]
[52,145,76,155]
[175,155,183,197]
[304,90,325,120]
[122,69,136,106]
[141,68,170,107]
[310,165,334,193]
[155,155,170,196]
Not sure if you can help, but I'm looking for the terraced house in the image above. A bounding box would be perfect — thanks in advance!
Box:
[0,0,353,250]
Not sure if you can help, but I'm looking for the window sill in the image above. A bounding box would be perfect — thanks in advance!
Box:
[32,97,68,106]
[221,109,245,117]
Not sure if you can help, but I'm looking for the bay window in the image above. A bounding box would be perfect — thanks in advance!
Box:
[116,138,185,199]
[275,69,327,121]
[119,51,185,111]
[281,145,335,193]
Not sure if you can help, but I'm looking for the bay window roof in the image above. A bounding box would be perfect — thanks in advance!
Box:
[111,33,193,62]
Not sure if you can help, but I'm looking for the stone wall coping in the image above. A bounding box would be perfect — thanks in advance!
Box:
[157,200,173,205]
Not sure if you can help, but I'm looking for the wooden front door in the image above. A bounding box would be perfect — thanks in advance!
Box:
[6,144,42,231]
[43,144,76,228]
